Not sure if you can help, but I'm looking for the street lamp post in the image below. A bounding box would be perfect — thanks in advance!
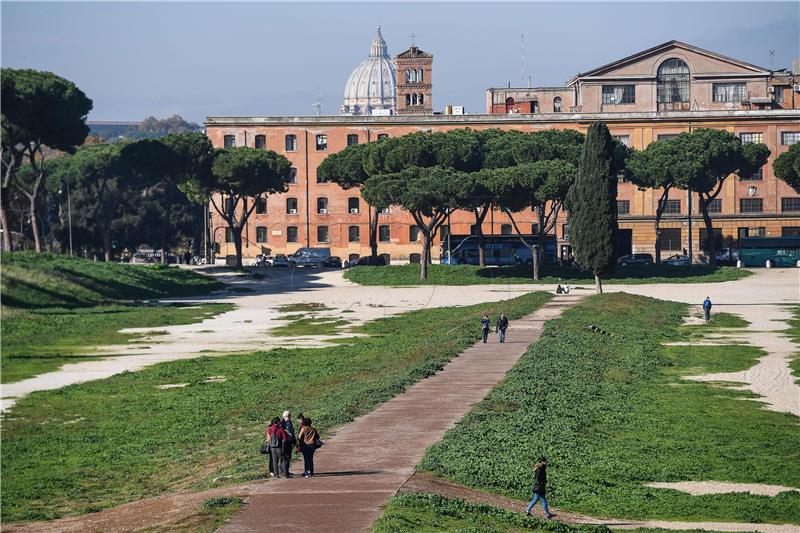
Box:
[58,180,73,256]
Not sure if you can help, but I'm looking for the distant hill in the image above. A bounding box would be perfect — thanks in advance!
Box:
[88,115,203,142]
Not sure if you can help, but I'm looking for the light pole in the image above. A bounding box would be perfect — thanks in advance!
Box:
[58,180,73,256]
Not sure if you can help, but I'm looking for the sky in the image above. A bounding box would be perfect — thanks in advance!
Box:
[2,2,799,123]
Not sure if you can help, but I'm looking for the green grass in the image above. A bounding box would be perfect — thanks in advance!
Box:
[374,493,609,533]
[1,303,234,383]
[195,497,244,532]
[344,264,751,286]
[1,252,222,308]
[270,316,350,336]
[787,306,800,382]
[276,302,331,313]
[0,291,551,522]
[418,294,800,525]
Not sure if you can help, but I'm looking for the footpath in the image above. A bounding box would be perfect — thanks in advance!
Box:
[219,294,583,533]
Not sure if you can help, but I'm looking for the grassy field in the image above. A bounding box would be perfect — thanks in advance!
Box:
[374,493,610,533]
[1,252,222,308]
[1,303,234,383]
[1,291,551,522]
[418,293,800,524]
[343,263,751,286]
[787,306,800,382]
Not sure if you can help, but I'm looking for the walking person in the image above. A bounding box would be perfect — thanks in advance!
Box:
[297,417,321,477]
[267,417,289,478]
[703,296,712,323]
[496,313,509,343]
[481,313,491,343]
[525,457,554,519]
[282,410,296,477]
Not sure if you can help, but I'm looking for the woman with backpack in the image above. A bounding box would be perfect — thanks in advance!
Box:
[296,417,322,477]
[267,416,289,478]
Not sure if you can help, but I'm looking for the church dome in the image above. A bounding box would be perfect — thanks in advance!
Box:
[341,27,396,115]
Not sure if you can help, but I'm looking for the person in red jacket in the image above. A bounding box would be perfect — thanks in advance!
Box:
[267,417,289,478]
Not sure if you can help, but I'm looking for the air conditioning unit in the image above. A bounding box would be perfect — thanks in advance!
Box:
[319,208,328,214]
[794,84,800,93]
[289,208,297,214]
[350,208,359,214]
[767,86,775,94]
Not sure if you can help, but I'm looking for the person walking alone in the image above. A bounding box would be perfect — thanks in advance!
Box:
[297,417,321,477]
[481,313,491,343]
[525,456,554,519]
[703,296,712,323]
[267,417,289,478]
[496,313,509,343]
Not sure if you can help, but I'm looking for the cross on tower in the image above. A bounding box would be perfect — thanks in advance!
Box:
[410,33,417,47]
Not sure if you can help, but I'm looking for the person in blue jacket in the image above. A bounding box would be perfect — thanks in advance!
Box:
[703,296,712,323]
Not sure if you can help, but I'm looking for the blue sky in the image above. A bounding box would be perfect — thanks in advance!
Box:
[2,2,798,123]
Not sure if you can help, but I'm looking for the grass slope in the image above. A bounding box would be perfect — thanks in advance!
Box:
[374,493,609,533]
[419,294,800,524]
[1,303,233,383]
[1,252,222,308]
[344,264,750,286]
[1,291,551,522]
[787,306,800,382]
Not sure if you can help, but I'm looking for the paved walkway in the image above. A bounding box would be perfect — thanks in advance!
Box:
[219,294,583,533]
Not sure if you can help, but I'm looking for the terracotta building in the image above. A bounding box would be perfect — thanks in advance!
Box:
[206,39,800,265]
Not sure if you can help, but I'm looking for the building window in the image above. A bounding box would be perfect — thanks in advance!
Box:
[317,225,329,243]
[348,197,360,214]
[411,94,417,105]
[409,225,420,242]
[317,197,328,214]
[553,96,562,112]
[612,135,630,147]
[224,197,236,215]
[700,228,723,254]
[377,134,389,140]
[285,134,297,151]
[531,223,539,234]
[287,226,298,243]
[661,199,681,214]
[255,197,267,214]
[419,94,424,105]
[658,133,680,140]
[740,198,763,213]
[379,225,391,242]
[379,206,390,214]
[661,228,682,251]
[740,132,763,144]
[782,226,800,237]
[316,170,328,184]
[781,132,800,145]
[439,225,450,239]
[315,134,327,151]
[562,224,570,240]
[657,58,689,103]
[713,83,747,103]
[781,197,800,212]
[254,135,266,149]
[405,69,411,83]
[288,167,297,184]
[347,134,359,146]
[223,135,235,148]
[225,227,234,242]
[617,200,630,215]
[741,166,763,181]
[348,225,360,242]
[286,197,298,214]
[707,199,722,213]
[602,85,635,104]
[256,226,268,243]
[418,69,423,82]
[531,100,539,113]
[775,86,785,104]
[500,224,512,235]
[405,94,411,106]
[469,224,477,235]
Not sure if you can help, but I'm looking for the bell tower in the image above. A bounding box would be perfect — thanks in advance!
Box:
[395,37,433,115]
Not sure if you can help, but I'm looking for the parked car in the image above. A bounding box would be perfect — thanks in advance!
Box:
[130,253,153,264]
[617,253,654,266]
[323,256,342,268]
[350,255,387,267]
[288,247,331,268]
[715,247,739,265]
[271,254,289,267]
[663,254,690,266]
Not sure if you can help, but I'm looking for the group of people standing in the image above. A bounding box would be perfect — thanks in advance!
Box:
[481,312,509,343]
[265,410,322,478]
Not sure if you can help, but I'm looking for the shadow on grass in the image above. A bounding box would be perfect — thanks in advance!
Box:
[474,264,737,281]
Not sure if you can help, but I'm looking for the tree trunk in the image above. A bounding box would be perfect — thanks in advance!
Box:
[29,202,42,252]
[103,229,112,262]
[420,234,431,280]
[232,226,244,269]
[595,273,603,294]
[369,209,379,258]
[477,227,486,267]
[653,188,670,263]
[532,244,540,280]
[699,198,717,266]
[0,202,11,252]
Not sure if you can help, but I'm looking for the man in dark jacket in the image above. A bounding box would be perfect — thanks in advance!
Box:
[496,313,509,343]
[282,410,295,477]
[703,297,712,323]
[267,417,289,478]
[525,456,554,519]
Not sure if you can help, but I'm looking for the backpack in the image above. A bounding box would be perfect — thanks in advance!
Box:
[269,430,282,449]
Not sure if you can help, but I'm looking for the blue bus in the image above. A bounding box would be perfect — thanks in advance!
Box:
[739,236,800,267]
[440,234,557,266]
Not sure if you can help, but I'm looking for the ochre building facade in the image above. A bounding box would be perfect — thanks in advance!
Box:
[206,40,800,264]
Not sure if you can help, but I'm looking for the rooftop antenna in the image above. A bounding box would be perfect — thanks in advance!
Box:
[410,32,417,47]
[769,49,775,71]
[520,33,525,86]
[313,85,322,116]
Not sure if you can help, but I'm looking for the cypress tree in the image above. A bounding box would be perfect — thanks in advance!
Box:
[565,121,618,293]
